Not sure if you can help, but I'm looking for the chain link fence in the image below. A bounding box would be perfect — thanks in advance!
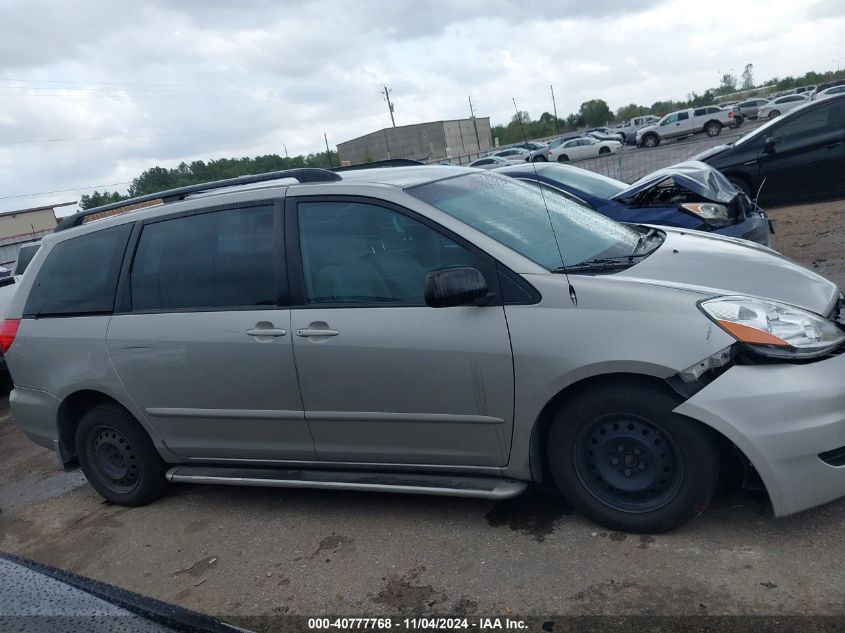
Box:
[430,126,755,183]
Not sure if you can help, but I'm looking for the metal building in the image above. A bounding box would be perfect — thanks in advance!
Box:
[337,118,493,165]
[0,201,75,267]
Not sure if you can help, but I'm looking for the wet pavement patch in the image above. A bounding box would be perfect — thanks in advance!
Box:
[485,487,572,542]
[638,535,656,549]
[371,566,441,613]
[304,533,353,561]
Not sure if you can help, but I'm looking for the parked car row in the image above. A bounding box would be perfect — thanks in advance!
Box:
[470,130,624,168]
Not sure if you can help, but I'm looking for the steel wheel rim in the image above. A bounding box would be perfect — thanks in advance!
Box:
[573,414,684,513]
[87,426,140,493]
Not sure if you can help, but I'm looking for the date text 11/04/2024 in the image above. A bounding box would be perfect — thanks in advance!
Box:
[307,618,528,630]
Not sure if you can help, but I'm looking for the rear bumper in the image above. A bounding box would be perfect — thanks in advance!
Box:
[9,386,60,451]
[674,353,845,517]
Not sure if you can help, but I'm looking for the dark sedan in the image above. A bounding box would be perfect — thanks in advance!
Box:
[693,94,845,206]
[493,161,771,245]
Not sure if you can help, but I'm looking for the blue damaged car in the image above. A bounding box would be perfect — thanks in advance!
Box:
[494,160,772,246]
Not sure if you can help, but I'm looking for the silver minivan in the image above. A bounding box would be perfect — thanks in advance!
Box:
[4,166,845,533]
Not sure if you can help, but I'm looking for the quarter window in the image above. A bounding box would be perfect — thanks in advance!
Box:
[24,223,132,317]
[130,204,276,311]
[297,201,482,305]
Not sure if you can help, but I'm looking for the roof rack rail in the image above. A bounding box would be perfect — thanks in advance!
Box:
[331,159,422,172]
[55,168,342,233]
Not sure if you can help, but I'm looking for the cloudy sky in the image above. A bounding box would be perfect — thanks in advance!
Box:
[1,0,843,214]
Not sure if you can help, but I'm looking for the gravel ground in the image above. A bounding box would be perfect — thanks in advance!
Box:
[1,197,844,631]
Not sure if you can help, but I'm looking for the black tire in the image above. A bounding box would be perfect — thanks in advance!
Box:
[75,403,168,506]
[728,176,753,198]
[557,154,569,163]
[705,121,722,137]
[532,155,547,162]
[642,134,659,148]
[546,381,719,533]
[768,110,780,119]
[598,146,610,155]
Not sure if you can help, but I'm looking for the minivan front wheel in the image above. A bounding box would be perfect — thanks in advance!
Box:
[546,382,719,533]
[76,403,168,506]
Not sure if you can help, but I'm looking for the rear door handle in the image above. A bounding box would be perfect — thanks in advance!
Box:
[246,328,287,337]
[296,328,339,337]
[823,141,842,150]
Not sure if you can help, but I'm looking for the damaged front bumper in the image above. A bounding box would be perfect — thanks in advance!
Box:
[674,351,845,516]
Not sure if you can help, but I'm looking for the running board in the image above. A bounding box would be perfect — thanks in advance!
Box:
[166,465,527,500]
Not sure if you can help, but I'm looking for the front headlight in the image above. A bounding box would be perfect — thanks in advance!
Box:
[699,296,845,359]
[680,202,733,228]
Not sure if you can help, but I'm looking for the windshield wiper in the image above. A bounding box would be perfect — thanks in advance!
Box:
[552,253,649,274]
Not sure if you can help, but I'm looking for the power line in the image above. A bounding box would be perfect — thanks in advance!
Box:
[0,125,286,146]
[0,181,133,202]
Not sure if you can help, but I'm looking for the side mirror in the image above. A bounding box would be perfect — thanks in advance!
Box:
[763,136,776,154]
[425,267,488,308]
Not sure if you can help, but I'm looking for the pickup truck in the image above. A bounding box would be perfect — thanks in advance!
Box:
[636,106,734,148]
[615,115,659,143]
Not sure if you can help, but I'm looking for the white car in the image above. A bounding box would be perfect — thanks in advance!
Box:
[546,137,621,162]
[757,94,809,119]
[813,85,845,101]
[489,147,530,161]
[467,155,524,170]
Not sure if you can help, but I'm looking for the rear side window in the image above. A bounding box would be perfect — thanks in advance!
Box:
[13,243,40,276]
[130,204,276,311]
[24,224,132,317]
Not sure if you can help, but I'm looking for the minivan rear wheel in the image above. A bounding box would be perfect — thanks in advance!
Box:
[546,382,719,533]
[75,404,168,506]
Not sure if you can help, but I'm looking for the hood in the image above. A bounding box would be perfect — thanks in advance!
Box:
[689,143,731,162]
[611,160,738,204]
[613,228,838,315]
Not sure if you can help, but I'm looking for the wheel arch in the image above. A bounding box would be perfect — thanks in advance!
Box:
[641,132,659,147]
[527,372,758,498]
[55,389,175,467]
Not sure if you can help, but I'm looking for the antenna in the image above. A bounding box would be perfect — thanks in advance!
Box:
[512,98,577,306]
[753,177,766,209]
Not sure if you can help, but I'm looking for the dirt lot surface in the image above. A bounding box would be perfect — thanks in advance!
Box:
[769,198,845,290]
[2,198,844,629]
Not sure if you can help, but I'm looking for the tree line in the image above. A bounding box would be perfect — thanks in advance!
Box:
[80,151,339,209]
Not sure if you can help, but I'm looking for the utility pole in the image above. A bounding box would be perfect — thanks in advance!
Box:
[550,85,560,134]
[282,142,288,159]
[324,132,333,167]
[383,84,396,127]
[468,96,481,150]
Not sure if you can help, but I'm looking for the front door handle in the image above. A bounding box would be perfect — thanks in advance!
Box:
[296,328,339,337]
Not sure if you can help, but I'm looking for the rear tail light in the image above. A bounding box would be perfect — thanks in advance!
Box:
[728,111,734,118]
[0,319,20,354]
